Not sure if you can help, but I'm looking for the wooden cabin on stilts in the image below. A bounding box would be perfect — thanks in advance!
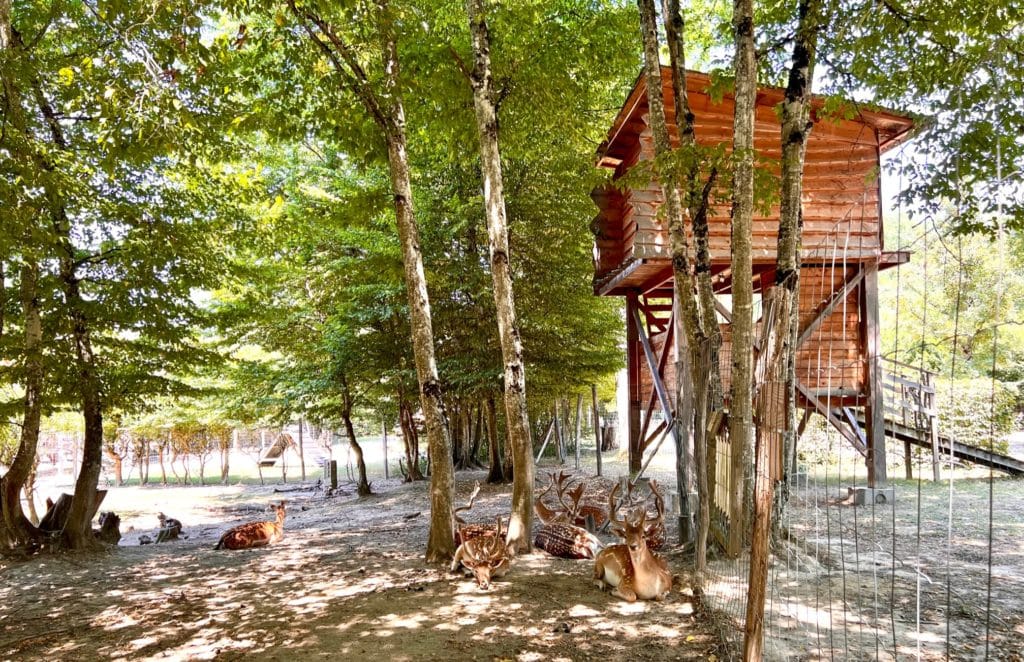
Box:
[590,68,916,550]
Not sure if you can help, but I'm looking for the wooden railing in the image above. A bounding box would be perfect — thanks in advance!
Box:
[880,357,937,434]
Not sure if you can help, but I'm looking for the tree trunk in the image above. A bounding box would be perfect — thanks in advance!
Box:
[298,418,306,482]
[484,395,503,483]
[24,455,40,526]
[465,0,534,553]
[0,1,44,549]
[399,395,425,481]
[287,0,454,562]
[726,0,757,561]
[638,0,705,547]
[158,442,167,485]
[777,0,822,490]
[1,261,45,546]
[342,408,372,497]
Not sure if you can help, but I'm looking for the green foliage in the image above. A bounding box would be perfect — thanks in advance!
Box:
[934,378,1015,454]
[880,213,1024,382]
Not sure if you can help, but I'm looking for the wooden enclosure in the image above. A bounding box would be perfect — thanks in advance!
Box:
[592,68,916,503]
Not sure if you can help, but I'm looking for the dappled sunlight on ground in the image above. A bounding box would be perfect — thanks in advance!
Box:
[0,471,718,661]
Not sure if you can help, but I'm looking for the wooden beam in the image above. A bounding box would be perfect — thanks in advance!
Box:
[796,268,866,348]
[627,293,642,475]
[595,258,642,296]
[796,382,867,455]
[862,262,886,486]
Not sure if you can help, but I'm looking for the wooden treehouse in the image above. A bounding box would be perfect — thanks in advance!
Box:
[591,67,917,538]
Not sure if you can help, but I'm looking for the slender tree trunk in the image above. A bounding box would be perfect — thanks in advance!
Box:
[159,442,167,485]
[638,0,703,547]
[777,0,822,492]
[743,1,821,655]
[382,73,454,561]
[340,375,371,496]
[287,0,454,562]
[727,0,757,560]
[1,262,45,545]
[399,395,425,481]
[0,0,44,548]
[298,417,306,482]
[465,0,534,553]
[484,395,503,483]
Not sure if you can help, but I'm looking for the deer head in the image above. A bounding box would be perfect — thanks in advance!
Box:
[453,516,512,589]
[535,473,569,524]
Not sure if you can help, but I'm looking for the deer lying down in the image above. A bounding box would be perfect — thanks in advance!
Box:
[214,501,286,550]
[593,504,672,602]
[157,513,183,543]
[450,516,513,589]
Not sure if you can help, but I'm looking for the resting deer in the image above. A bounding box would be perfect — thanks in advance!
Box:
[157,513,183,543]
[214,501,286,550]
[451,516,513,589]
[534,472,572,525]
[606,480,666,550]
[453,482,509,545]
[593,491,672,602]
[533,472,603,559]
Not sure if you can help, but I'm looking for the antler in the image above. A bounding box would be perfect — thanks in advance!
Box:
[454,481,482,524]
[608,482,628,531]
[557,481,585,521]
[648,480,664,520]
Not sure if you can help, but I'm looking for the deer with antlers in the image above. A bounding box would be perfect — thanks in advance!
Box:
[533,471,603,559]
[214,501,286,550]
[453,481,509,545]
[451,516,513,589]
[593,491,672,602]
[606,480,667,550]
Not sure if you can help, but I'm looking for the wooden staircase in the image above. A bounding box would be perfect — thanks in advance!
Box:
[829,358,1024,477]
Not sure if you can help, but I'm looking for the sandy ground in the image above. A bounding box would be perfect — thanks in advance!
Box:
[0,464,720,662]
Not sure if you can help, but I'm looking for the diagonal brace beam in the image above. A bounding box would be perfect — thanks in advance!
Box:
[796,268,866,349]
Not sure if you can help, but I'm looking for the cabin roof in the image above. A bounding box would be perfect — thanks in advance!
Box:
[596,68,917,168]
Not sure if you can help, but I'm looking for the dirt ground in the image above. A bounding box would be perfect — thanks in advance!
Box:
[701,471,1024,661]
[0,467,720,661]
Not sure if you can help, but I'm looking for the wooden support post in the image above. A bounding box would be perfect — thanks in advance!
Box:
[592,384,602,477]
[627,293,643,474]
[863,262,887,487]
[904,439,913,480]
[535,418,556,463]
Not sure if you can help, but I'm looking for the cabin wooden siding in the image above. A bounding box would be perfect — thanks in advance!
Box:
[638,265,865,405]
[592,69,913,287]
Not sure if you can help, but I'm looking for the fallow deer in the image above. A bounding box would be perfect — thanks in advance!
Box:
[450,516,513,589]
[606,480,666,550]
[453,482,509,545]
[593,491,672,602]
[157,513,183,543]
[534,472,572,525]
[214,501,286,550]
[643,480,667,551]
[534,522,602,559]
[558,481,609,531]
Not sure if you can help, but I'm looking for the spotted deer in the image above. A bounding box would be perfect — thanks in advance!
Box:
[593,490,672,602]
[607,480,666,550]
[214,501,286,550]
[453,482,509,545]
[450,516,513,589]
[534,472,603,559]
[157,512,183,543]
[534,472,572,525]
